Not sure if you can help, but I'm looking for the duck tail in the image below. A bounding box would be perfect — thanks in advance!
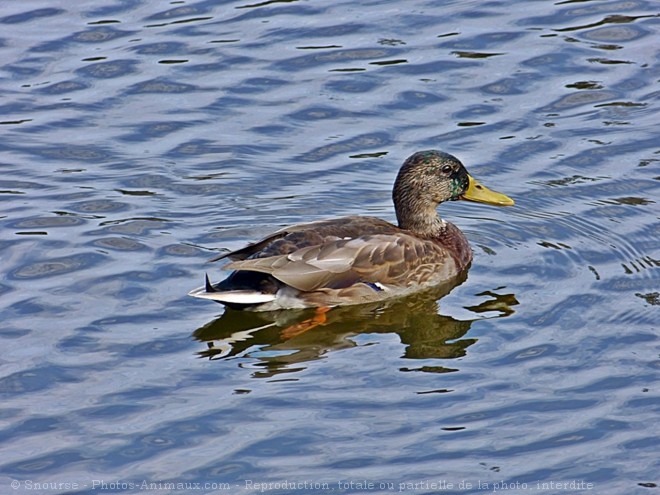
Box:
[205,273,216,292]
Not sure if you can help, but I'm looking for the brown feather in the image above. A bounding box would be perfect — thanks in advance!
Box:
[225,233,460,293]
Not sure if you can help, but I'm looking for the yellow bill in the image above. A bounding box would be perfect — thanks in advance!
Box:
[461,175,514,206]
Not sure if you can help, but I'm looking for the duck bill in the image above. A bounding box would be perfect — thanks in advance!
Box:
[460,175,514,206]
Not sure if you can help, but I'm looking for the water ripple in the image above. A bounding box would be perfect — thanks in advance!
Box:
[0,0,657,490]
[10,252,105,280]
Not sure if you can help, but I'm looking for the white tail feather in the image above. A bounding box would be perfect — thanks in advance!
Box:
[188,286,276,304]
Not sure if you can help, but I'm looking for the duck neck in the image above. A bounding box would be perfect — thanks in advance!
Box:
[395,203,447,238]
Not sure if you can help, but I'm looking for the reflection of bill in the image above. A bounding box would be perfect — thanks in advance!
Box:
[192,279,518,378]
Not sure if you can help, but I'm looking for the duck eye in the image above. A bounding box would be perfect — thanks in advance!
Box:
[441,165,453,174]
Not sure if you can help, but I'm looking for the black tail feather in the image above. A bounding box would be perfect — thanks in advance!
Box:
[205,273,216,292]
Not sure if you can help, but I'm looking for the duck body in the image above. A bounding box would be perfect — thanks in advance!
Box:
[189,150,513,311]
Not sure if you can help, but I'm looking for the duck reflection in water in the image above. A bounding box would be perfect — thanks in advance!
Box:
[190,150,516,376]
[192,274,518,378]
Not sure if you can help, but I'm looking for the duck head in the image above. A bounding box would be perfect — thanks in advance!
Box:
[393,150,514,235]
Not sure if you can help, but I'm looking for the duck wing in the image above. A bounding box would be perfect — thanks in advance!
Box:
[208,216,399,262]
[207,230,290,262]
[224,233,456,292]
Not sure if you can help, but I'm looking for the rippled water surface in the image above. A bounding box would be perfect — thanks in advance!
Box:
[1,1,658,494]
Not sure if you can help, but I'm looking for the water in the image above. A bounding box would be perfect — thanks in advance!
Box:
[1,0,658,494]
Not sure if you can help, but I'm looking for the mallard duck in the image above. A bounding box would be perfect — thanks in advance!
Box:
[189,150,513,311]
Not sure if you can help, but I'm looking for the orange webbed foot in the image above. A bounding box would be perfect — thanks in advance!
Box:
[280,307,331,339]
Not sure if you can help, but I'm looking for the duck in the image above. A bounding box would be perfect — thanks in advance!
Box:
[189,150,513,312]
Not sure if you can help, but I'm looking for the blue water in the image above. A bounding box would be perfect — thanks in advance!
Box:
[1,1,658,494]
